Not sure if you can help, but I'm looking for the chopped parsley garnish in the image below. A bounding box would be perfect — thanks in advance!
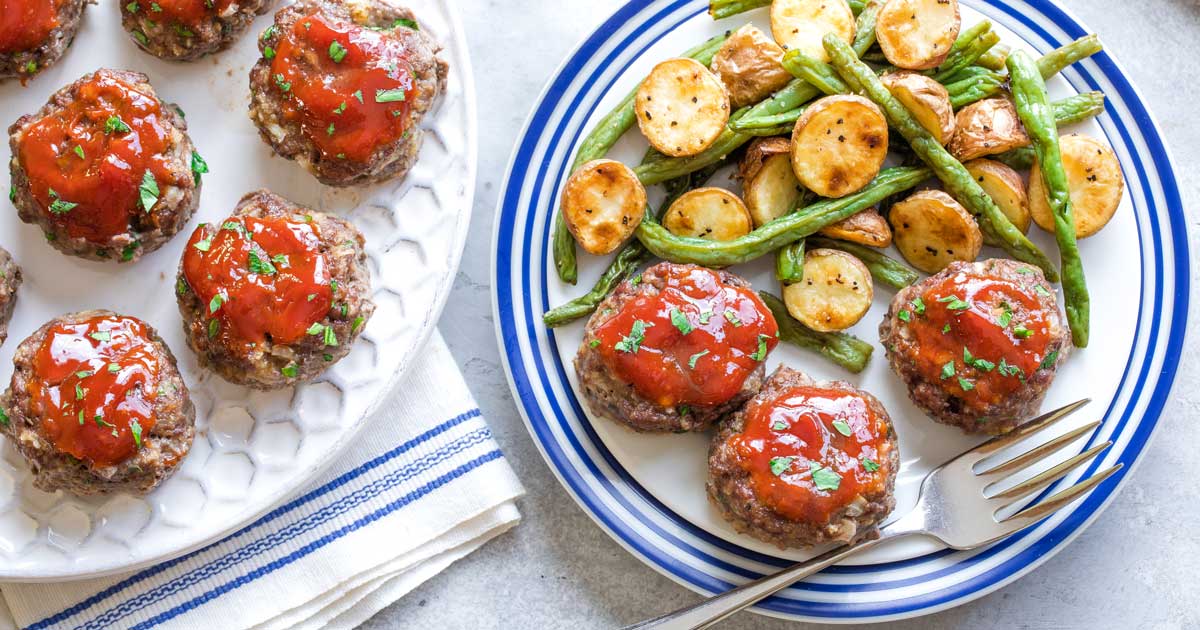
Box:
[207,319,220,339]
[771,420,788,431]
[831,419,852,436]
[957,376,975,391]
[942,323,951,334]
[75,370,93,379]
[248,250,277,275]
[351,316,365,333]
[306,323,338,346]
[328,40,348,63]
[47,189,77,215]
[323,353,334,362]
[89,331,111,342]
[108,363,120,373]
[669,309,692,335]
[997,357,1022,378]
[897,309,911,322]
[75,383,84,400]
[209,294,225,313]
[1012,324,1033,339]
[1016,267,1034,274]
[263,46,276,60]
[130,419,143,448]
[809,462,841,491]
[687,349,708,369]
[723,309,742,327]
[698,309,713,325]
[937,295,970,311]
[261,25,276,40]
[998,304,1013,328]
[588,339,600,349]
[861,457,879,472]
[281,364,298,378]
[1034,285,1051,297]
[750,333,770,361]
[271,254,289,267]
[394,18,418,29]
[191,151,208,184]
[121,241,139,262]
[73,145,85,159]
[126,1,137,11]
[375,88,407,103]
[139,171,159,212]
[132,30,148,45]
[972,357,995,371]
[1,407,11,427]
[768,456,795,476]
[678,405,690,416]
[174,24,194,37]
[333,101,347,115]
[352,89,364,103]
[330,280,339,293]
[911,296,926,315]
[193,229,214,252]
[614,319,650,353]
[940,360,956,379]
[1039,350,1059,370]
[274,73,291,92]
[104,116,131,134]
[326,122,336,136]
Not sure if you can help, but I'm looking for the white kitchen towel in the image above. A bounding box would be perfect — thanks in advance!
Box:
[0,332,524,630]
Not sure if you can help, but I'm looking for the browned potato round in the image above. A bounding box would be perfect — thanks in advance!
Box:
[771,0,855,63]
[875,0,961,70]
[711,25,793,109]
[890,190,983,273]
[560,159,647,255]
[882,71,955,145]
[1029,133,1124,238]
[791,94,889,198]
[782,248,874,332]
[965,158,1030,233]
[740,137,804,227]
[818,207,893,247]
[663,187,753,241]
[635,58,730,157]
[948,98,1030,161]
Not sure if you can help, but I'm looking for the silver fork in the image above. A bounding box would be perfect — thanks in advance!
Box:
[625,399,1122,630]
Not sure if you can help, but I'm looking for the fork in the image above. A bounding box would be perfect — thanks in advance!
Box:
[625,399,1122,630]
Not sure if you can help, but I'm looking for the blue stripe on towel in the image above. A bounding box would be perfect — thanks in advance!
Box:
[29,408,485,630]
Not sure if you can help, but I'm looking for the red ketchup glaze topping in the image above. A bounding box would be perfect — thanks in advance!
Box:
[269,13,417,163]
[594,266,778,408]
[29,315,160,467]
[901,271,1054,411]
[16,71,181,243]
[731,386,892,524]
[182,215,333,350]
[127,0,235,28]
[0,0,60,54]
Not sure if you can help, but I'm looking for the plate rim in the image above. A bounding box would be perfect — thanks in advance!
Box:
[490,0,1192,622]
[0,0,478,582]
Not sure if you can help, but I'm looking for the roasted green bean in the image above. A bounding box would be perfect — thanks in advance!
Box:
[708,0,867,19]
[776,240,806,284]
[1008,50,1090,346]
[1036,34,1102,79]
[824,34,1060,281]
[636,166,931,267]
[806,237,921,289]
[993,92,1107,169]
[760,292,874,373]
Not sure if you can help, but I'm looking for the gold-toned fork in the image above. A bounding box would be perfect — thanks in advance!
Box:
[626,399,1121,630]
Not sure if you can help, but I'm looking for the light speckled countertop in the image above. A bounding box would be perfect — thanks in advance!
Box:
[366,1,1200,627]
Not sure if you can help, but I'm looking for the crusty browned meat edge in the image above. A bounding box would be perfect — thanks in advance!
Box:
[0,0,91,81]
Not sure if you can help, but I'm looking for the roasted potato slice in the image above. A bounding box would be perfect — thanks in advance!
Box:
[791,94,889,198]
[965,158,1030,233]
[740,137,804,227]
[635,58,730,157]
[882,71,955,145]
[875,0,961,70]
[711,25,793,109]
[818,207,893,247]
[771,0,855,63]
[663,187,753,241]
[561,159,647,255]
[1029,133,1124,238]
[948,97,1030,161]
[782,248,874,332]
[890,189,983,273]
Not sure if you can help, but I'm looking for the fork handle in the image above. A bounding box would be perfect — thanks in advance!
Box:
[622,537,887,630]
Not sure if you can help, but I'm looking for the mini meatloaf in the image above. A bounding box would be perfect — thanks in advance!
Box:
[248,0,448,187]
[0,310,195,496]
[879,258,1071,435]
[575,262,779,433]
[0,0,90,82]
[0,247,21,346]
[707,366,899,548]
[176,189,374,389]
[119,0,274,61]
[8,69,203,262]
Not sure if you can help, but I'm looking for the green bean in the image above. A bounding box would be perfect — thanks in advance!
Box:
[991,92,1107,169]
[949,76,1005,109]
[852,1,883,53]
[776,240,806,284]
[977,43,1012,71]
[943,65,1003,85]
[806,237,921,290]
[709,0,865,19]
[760,293,874,373]
[636,166,930,267]
[994,146,1035,170]
[824,35,1060,281]
[552,34,729,284]
[1007,50,1089,346]
[782,50,850,96]
[932,30,1001,83]
[1036,34,1102,79]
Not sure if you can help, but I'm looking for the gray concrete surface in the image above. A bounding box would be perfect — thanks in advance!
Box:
[364,1,1200,627]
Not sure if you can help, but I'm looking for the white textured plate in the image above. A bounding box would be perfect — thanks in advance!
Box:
[0,0,475,581]
[494,0,1190,623]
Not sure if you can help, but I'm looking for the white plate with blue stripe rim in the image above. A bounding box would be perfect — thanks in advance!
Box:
[492,0,1190,623]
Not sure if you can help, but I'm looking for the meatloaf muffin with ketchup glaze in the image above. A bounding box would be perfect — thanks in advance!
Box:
[707,366,899,548]
[0,247,22,346]
[119,0,274,61]
[0,310,195,495]
[248,0,448,187]
[575,262,779,433]
[176,189,374,389]
[0,0,90,82]
[879,258,1071,435]
[8,69,203,262]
